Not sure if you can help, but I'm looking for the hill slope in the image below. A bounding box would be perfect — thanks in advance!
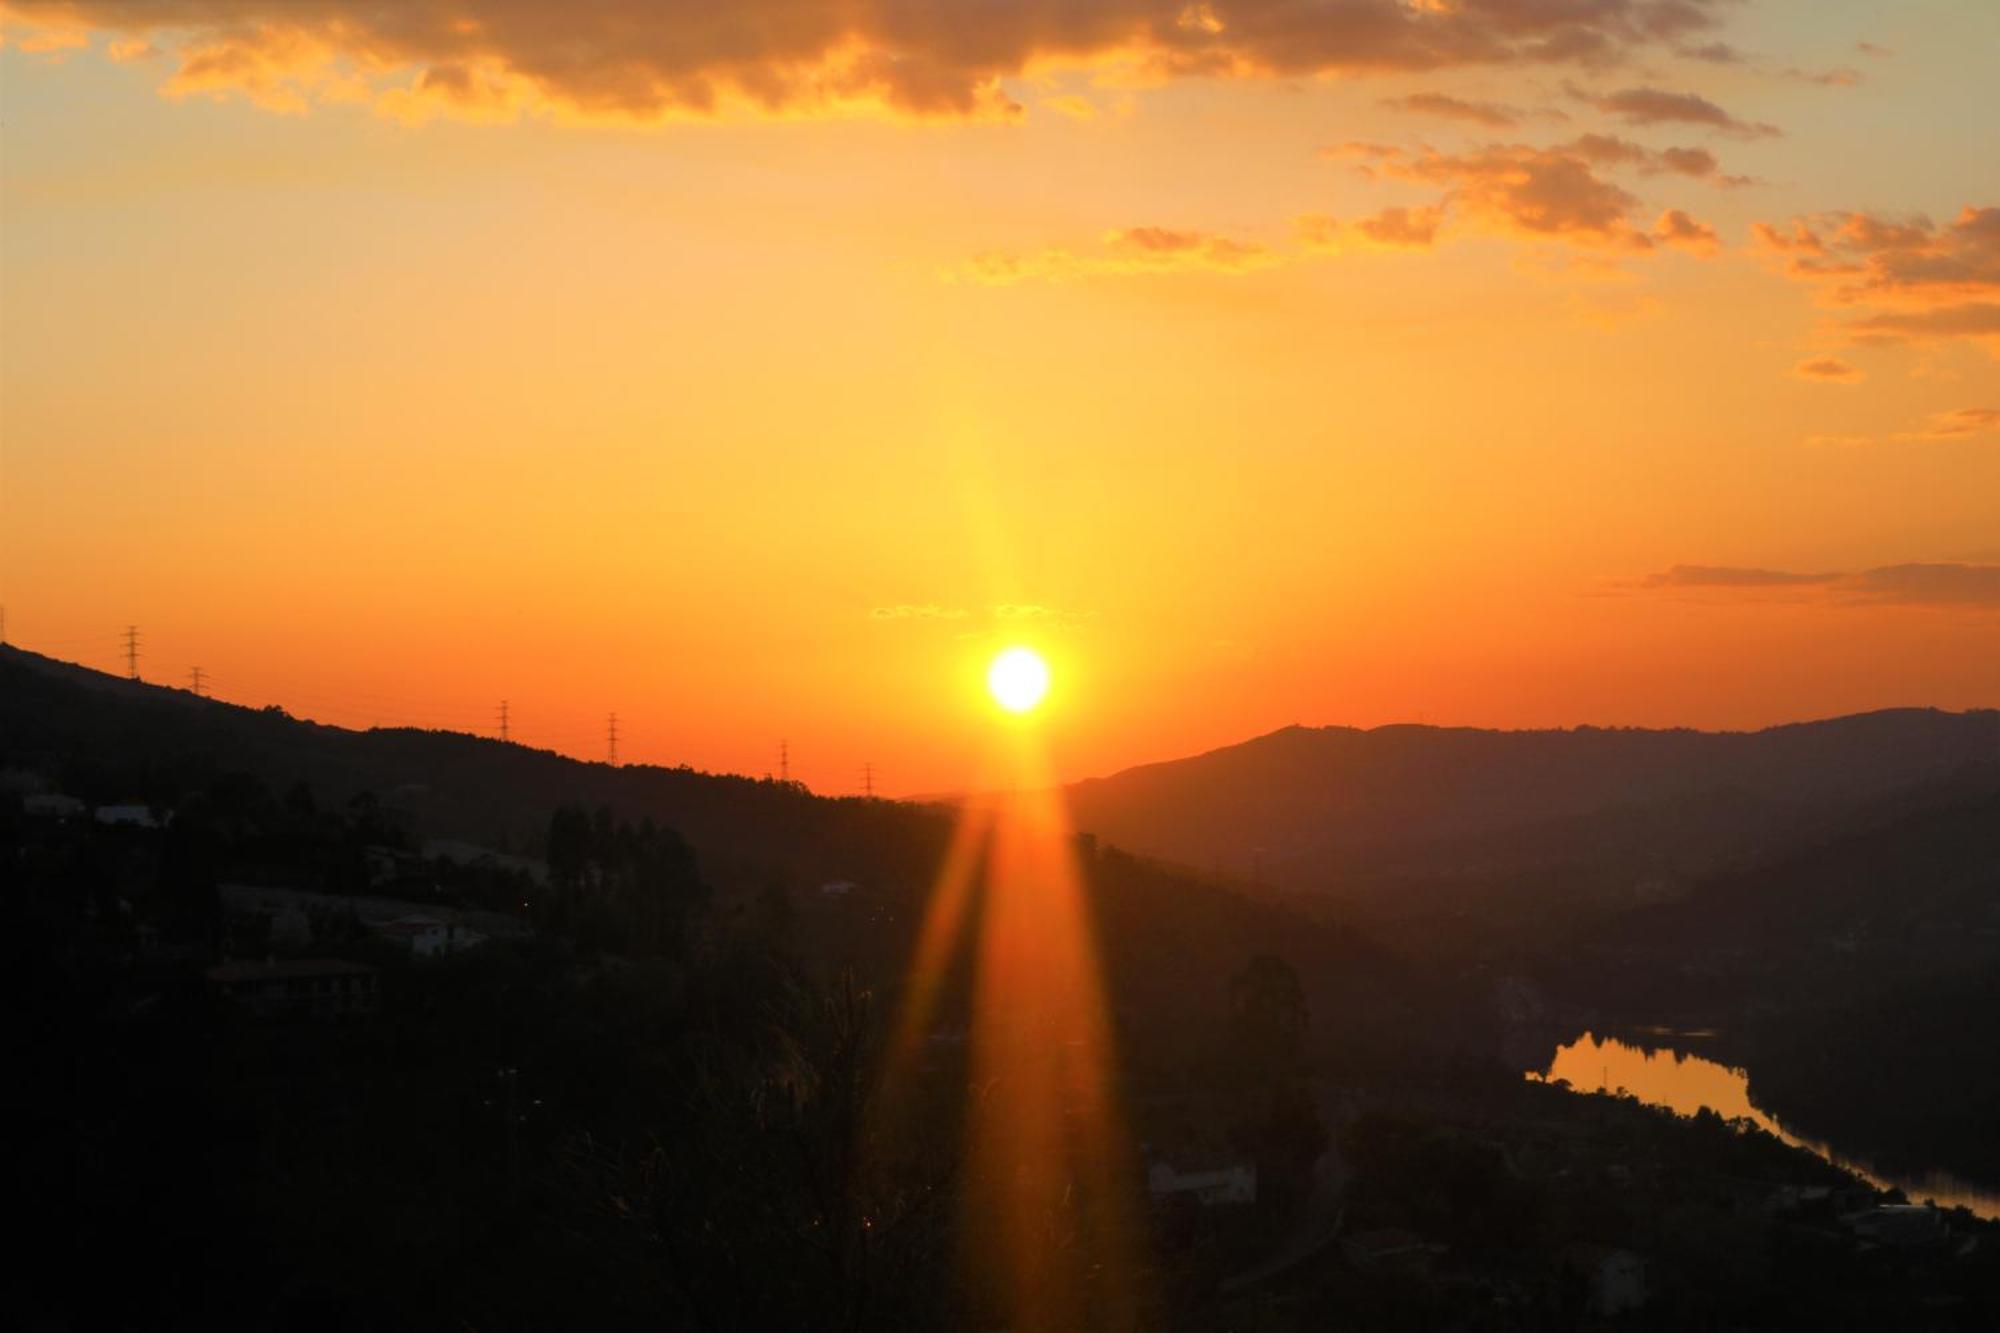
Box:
[1063,711,2000,916]
[0,644,1415,1067]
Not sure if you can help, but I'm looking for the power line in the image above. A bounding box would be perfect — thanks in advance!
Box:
[122,625,140,680]
[607,712,619,766]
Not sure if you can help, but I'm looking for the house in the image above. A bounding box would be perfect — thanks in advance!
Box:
[23,792,85,820]
[422,838,549,886]
[376,914,488,958]
[1843,1204,1947,1250]
[93,803,159,828]
[1342,1228,1440,1274]
[819,880,859,898]
[1147,1158,1257,1206]
[1560,1243,1648,1315]
[206,959,381,1019]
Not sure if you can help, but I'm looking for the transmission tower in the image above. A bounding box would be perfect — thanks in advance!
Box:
[607,713,620,766]
[498,700,510,743]
[189,666,206,697]
[780,738,790,784]
[862,761,875,799]
[122,625,140,680]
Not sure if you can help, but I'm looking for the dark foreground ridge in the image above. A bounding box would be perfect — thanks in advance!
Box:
[5,644,1998,1328]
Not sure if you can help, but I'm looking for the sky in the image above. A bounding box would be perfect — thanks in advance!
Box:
[1,0,1996,795]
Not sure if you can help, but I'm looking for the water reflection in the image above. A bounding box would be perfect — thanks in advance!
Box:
[1532,1032,2000,1220]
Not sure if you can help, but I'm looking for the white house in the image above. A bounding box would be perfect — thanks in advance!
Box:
[23,793,86,820]
[1562,1244,1648,1315]
[1146,1159,1257,1206]
[378,914,488,958]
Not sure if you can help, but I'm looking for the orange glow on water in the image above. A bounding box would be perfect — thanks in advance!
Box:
[1536,1032,2000,1219]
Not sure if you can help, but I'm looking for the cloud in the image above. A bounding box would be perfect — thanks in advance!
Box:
[1329,139,1719,254]
[1561,134,1757,187]
[990,603,1096,628]
[0,0,1732,123]
[1675,41,1742,65]
[1844,564,2000,608]
[1849,304,2000,348]
[1296,204,1444,251]
[1755,205,2000,355]
[951,225,1274,283]
[1040,94,1100,121]
[1653,208,1718,253]
[1380,92,1525,128]
[1569,83,1780,137]
[1922,406,2000,435]
[1641,563,2000,608]
[966,131,1733,277]
[1786,65,1862,88]
[1646,565,1836,590]
[1792,356,1863,382]
[1804,404,2000,446]
[870,604,968,620]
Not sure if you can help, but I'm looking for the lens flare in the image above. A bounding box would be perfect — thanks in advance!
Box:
[878,736,1145,1330]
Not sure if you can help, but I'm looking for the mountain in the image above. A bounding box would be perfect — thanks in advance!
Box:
[1062,712,2000,929]
[1541,776,2000,1185]
[0,644,1412,1067]
[0,643,945,892]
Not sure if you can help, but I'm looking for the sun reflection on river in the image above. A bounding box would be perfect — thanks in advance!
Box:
[1533,1032,2000,1220]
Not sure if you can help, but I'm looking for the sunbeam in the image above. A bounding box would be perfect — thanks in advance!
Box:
[879,730,1146,1329]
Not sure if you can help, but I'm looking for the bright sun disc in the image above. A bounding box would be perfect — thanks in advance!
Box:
[987,647,1050,714]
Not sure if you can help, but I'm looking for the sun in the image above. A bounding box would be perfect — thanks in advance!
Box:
[987,646,1051,714]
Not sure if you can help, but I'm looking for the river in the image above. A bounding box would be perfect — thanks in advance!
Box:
[1529,1031,2000,1220]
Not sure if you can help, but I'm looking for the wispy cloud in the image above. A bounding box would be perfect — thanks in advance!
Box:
[1646,565,1837,590]
[870,604,969,620]
[1568,83,1781,137]
[1907,406,2000,439]
[991,603,1095,625]
[1380,92,1536,129]
[949,226,1275,284]
[1792,356,1864,383]
[1805,405,2000,447]
[1640,562,2000,608]
[1295,204,1444,252]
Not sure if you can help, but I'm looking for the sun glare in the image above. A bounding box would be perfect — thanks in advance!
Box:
[987,646,1050,714]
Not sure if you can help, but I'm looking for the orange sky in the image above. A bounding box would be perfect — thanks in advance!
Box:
[2,1,1996,794]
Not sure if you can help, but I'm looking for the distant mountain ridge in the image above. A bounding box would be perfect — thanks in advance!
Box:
[1064,709,2000,902]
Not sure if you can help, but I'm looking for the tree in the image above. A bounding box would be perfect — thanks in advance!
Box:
[1228,954,1308,1080]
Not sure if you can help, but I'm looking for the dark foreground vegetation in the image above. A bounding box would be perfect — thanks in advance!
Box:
[5,644,1998,1329]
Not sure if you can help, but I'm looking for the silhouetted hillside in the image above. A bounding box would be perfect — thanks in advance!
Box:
[1064,712,2000,924]
[0,645,1414,1068]
[1538,782,2000,1185]
[0,644,943,894]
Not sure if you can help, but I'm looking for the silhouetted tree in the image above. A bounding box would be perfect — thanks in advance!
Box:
[1228,953,1308,1081]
